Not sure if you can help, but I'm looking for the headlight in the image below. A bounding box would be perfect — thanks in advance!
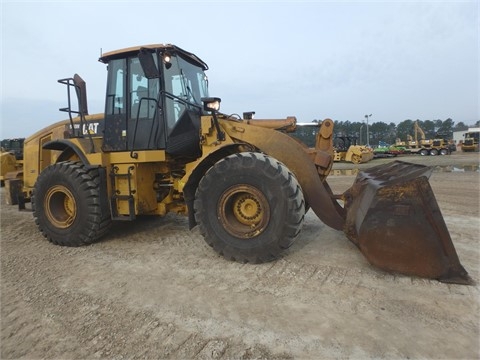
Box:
[202,97,221,112]
[163,53,172,69]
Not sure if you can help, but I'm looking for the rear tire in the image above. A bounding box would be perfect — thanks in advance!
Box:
[32,161,111,246]
[439,149,448,155]
[429,149,438,156]
[420,149,429,156]
[194,152,305,263]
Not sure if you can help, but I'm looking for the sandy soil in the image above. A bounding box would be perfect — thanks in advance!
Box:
[1,152,479,359]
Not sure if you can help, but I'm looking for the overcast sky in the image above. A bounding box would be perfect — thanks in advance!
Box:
[1,0,478,139]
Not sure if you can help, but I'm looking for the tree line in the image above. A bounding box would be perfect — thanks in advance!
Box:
[321,119,480,146]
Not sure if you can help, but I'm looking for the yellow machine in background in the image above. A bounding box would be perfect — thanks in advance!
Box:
[395,121,451,155]
[6,44,471,285]
[462,131,479,152]
[0,150,19,186]
[0,138,24,187]
[333,136,374,164]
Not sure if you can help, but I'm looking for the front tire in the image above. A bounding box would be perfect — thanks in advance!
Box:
[32,161,111,246]
[194,152,305,263]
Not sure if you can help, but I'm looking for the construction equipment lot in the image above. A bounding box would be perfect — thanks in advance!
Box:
[1,152,479,359]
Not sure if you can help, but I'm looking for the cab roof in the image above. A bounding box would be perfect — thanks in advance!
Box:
[98,43,208,70]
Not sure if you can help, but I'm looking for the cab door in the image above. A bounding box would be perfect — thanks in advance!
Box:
[102,57,164,152]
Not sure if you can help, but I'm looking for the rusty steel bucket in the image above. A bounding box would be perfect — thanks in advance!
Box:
[342,160,472,285]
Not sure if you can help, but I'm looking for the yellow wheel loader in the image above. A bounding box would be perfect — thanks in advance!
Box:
[12,44,471,284]
[0,143,23,189]
[333,136,374,164]
[0,150,18,186]
[0,138,24,184]
[462,131,479,152]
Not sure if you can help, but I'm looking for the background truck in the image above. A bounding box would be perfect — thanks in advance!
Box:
[395,121,451,155]
[7,44,470,284]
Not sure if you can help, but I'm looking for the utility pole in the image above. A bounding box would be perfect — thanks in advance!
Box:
[364,114,372,147]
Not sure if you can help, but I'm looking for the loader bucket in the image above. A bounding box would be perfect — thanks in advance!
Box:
[342,160,472,285]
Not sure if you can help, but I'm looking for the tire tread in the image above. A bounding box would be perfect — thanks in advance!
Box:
[32,161,111,246]
[194,152,305,263]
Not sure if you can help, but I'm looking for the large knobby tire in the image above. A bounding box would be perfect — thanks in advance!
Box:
[32,161,111,246]
[194,152,305,263]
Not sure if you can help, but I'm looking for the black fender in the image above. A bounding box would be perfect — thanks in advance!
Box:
[42,139,91,165]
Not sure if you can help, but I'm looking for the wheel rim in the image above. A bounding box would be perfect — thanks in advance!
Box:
[218,185,270,238]
[44,185,77,229]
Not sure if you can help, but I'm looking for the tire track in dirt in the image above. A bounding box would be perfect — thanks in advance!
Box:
[45,237,477,359]
[1,234,291,359]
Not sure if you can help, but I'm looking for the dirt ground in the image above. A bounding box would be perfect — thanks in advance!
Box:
[1,152,479,359]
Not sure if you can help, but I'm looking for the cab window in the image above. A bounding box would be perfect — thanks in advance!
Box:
[129,57,159,120]
[163,55,208,133]
[105,59,126,115]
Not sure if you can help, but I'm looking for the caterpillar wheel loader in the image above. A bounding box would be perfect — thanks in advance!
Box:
[333,136,374,164]
[462,131,479,152]
[14,44,471,284]
[0,150,19,186]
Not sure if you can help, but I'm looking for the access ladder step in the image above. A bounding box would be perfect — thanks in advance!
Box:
[109,165,136,221]
[110,194,136,221]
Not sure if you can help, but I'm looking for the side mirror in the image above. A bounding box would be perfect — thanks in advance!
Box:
[138,48,160,79]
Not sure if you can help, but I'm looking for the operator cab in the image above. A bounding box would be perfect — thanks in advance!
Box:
[99,44,210,157]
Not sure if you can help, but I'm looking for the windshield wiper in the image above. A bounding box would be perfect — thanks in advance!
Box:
[180,69,199,106]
